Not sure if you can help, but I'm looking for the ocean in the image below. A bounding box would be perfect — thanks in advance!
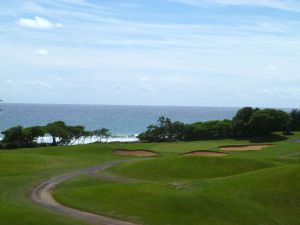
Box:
[0,103,239,141]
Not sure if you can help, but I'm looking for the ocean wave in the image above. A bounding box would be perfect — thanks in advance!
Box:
[0,135,139,145]
[37,135,139,145]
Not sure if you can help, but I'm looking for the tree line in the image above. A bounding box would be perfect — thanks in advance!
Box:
[2,107,300,148]
[138,107,300,142]
[0,121,111,149]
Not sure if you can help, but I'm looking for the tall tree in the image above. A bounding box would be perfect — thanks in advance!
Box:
[231,107,259,137]
[248,109,290,136]
[45,121,69,146]
[67,126,85,145]
[22,126,45,146]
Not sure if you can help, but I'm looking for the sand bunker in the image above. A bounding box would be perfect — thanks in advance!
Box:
[113,149,159,157]
[183,151,227,157]
[219,144,272,151]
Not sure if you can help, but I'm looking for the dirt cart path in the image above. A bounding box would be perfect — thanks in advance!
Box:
[30,159,141,225]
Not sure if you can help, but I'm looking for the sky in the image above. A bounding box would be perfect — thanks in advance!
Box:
[0,0,300,107]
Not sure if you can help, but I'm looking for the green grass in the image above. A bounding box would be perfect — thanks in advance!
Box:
[107,156,278,181]
[1,133,300,225]
[54,165,300,225]
[54,134,300,225]
[0,144,122,225]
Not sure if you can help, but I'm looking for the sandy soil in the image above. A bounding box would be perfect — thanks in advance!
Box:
[219,144,272,151]
[113,149,159,157]
[30,159,141,225]
[183,151,227,156]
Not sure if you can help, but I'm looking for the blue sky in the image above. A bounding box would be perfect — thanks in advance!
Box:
[1,0,300,107]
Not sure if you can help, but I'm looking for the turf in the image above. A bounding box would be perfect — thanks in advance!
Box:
[0,144,121,225]
[107,156,278,181]
[1,133,300,225]
[54,135,300,225]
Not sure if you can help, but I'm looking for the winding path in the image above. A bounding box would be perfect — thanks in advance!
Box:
[30,159,141,225]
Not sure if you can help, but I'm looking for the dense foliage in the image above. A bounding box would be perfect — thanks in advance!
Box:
[0,121,111,149]
[1,107,298,148]
[290,109,300,131]
[137,117,186,142]
[138,107,293,142]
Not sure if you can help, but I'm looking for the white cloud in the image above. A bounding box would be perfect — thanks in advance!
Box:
[18,16,63,29]
[268,64,278,70]
[137,75,150,82]
[1,0,299,107]
[35,49,49,56]
[3,80,16,87]
[23,80,52,90]
[170,0,300,12]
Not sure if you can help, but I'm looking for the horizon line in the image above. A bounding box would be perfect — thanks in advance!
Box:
[0,102,295,109]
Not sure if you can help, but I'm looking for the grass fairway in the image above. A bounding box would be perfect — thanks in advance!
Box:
[0,144,122,225]
[107,156,278,181]
[1,136,300,225]
[53,136,300,225]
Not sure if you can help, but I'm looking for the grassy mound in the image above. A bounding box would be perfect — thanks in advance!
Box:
[107,156,277,181]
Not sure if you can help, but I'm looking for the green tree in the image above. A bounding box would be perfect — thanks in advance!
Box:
[45,121,69,146]
[248,109,290,136]
[185,120,231,141]
[80,130,93,144]
[290,109,300,131]
[93,128,111,143]
[64,126,85,145]
[231,107,259,137]
[138,117,185,142]
[1,126,24,148]
[22,126,45,146]
[102,128,112,143]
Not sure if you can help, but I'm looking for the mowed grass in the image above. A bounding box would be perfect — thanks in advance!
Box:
[0,144,122,225]
[54,135,300,225]
[1,133,300,225]
[107,156,278,181]
[55,165,300,225]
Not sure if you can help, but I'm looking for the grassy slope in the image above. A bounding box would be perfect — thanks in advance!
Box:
[54,136,300,225]
[0,144,123,225]
[1,135,300,225]
[55,166,300,225]
[108,156,278,181]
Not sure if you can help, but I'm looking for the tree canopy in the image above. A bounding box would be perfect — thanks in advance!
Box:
[138,107,293,142]
[1,106,299,148]
[1,121,111,149]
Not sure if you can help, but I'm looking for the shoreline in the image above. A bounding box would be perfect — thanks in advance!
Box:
[37,135,139,145]
[0,135,139,145]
